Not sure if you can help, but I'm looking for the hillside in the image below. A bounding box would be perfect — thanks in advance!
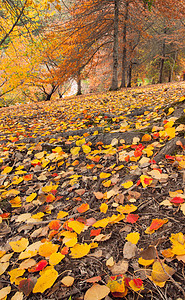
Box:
[0,82,185,299]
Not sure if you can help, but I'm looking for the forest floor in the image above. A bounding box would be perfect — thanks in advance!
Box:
[1,82,185,300]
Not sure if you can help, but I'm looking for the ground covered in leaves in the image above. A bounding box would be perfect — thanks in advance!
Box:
[1,82,185,300]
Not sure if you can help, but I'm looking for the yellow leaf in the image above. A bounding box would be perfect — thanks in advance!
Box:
[1,166,13,174]
[93,218,109,228]
[12,177,23,185]
[42,184,58,193]
[167,107,174,115]
[0,250,6,259]
[33,268,58,293]
[126,232,140,244]
[116,204,137,214]
[70,147,80,156]
[100,203,108,214]
[84,283,110,300]
[57,211,68,219]
[62,232,77,247]
[165,127,176,139]
[49,252,65,265]
[151,261,175,282]
[31,212,44,220]
[76,138,85,146]
[99,172,111,179]
[138,257,154,266]
[70,243,91,258]
[0,286,11,299]
[67,220,85,234]
[26,193,37,202]
[102,180,111,187]
[8,268,25,283]
[82,144,91,154]
[121,181,133,189]
[9,196,22,207]
[9,238,29,253]
[61,276,74,287]
[39,242,59,258]
[108,214,125,224]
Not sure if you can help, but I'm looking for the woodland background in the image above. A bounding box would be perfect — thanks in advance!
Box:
[1,0,185,105]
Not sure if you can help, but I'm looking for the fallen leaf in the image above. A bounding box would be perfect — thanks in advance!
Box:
[84,283,110,300]
[9,238,29,253]
[33,268,58,293]
[70,243,91,258]
[61,276,74,287]
[151,261,175,282]
[126,232,140,244]
[0,286,11,299]
[18,278,34,296]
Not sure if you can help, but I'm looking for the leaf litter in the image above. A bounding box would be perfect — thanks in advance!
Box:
[0,82,185,299]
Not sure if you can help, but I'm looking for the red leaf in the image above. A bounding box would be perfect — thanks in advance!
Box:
[29,260,48,273]
[18,278,34,296]
[149,219,167,231]
[165,155,175,160]
[126,214,139,223]
[61,246,69,255]
[132,278,143,288]
[90,229,101,237]
[0,213,11,219]
[170,196,184,204]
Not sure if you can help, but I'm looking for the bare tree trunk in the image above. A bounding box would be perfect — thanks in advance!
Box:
[158,29,166,84]
[120,1,129,88]
[76,70,82,95]
[110,0,120,91]
[127,62,132,87]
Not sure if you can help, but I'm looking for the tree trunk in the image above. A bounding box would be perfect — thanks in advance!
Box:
[127,62,132,87]
[110,0,120,91]
[120,1,129,88]
[44,85,56,101]
[158,30,166,84]
[76,70,82,95]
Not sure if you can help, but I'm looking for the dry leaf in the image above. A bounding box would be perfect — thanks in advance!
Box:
[0,286,11,299]
[109,259,128,275]
[84,283,110,300]
[61,276,74,287]
[151,261,175,282]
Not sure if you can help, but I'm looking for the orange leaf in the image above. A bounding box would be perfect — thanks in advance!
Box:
[77,203,89,213]
[49,220,60,230]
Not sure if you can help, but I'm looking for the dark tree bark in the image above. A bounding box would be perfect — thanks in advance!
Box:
[76,69,82,95]
[120,1,129,88]
[110,0,120,91]
[127,62,132,87]
[158,28,166,84]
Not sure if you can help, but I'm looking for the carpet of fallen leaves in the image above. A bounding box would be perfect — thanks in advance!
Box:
[1,82,185,300]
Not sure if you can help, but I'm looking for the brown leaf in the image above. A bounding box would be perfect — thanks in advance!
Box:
[109,259,128,275]
[139,246,156,260]
[123,242,137,259]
